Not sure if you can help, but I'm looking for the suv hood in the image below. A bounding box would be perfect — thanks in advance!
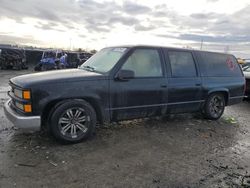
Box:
[11,69,106,88]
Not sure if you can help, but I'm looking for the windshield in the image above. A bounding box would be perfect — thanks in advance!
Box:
[79,47,128,73]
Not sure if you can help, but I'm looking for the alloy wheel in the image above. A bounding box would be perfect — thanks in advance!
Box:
[58,107,90,139]
[208,95,224,118]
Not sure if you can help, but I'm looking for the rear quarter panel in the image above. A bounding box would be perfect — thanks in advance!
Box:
[194,51,245,105]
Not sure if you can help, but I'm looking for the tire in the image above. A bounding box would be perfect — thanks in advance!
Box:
[49,99,96,143]
[203,93,225,120]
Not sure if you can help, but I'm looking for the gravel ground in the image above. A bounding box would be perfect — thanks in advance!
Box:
[0,69,250,188]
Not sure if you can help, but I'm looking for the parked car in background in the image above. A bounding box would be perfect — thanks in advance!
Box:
[242,62,250,71]
[237,58,246,65]
[243,66,250,98]
[34,50,93,71]
[66,52,93,68]
[66,52,78,68]
[0,49,2,67]
[4,45,245,143]
[0,47,28,70]
[244,59,250,63]
[34,50,67,71]
[76,52,93,67]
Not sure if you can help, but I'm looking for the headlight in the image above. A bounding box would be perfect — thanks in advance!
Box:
[13,88,31,99]
[15,101,24,110]
[14,88,23,98]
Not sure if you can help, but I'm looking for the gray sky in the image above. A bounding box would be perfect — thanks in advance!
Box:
[0,0,250,57]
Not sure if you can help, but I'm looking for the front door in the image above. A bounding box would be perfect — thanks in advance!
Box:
[109,48,168,121]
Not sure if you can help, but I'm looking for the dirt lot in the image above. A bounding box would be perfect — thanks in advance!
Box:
[0,69,250,188]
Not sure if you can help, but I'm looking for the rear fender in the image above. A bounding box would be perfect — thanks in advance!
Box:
[207,88,229,105]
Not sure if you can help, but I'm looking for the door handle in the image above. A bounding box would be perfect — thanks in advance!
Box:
[160,84,167,88]
[195,83,201,86]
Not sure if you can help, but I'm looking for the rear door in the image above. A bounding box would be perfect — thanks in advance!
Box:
[163,49,203,113]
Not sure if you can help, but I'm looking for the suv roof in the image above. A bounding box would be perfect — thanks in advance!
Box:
[109,45,234,56]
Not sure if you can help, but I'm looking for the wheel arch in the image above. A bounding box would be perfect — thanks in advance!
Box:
[207,89,229,106]
[41,97,105,128]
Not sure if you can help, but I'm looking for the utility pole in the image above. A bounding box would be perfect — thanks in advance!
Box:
[224,45,230,53]
[200,38,203,50]
[69,38,72,51]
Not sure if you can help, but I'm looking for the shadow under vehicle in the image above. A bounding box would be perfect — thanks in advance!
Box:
[0,47,28,70]
[4,45,245,143]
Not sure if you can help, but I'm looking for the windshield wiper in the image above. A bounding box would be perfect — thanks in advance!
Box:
[82,65,96,72]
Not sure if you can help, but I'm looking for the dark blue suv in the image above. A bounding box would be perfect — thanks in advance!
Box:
[4,45,245,143]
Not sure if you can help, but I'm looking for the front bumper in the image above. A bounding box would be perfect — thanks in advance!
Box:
[4,99,41,131]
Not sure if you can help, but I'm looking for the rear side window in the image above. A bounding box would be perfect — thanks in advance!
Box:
[167,51,197,77]
[198,52,241,77]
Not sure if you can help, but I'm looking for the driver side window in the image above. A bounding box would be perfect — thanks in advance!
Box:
[121,49,163,77]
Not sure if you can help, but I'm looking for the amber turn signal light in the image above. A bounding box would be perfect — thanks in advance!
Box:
[23,91,31,99]
[24,104,32,112]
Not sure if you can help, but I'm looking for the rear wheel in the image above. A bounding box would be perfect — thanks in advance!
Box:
[49,99,96,143]
[203,93,225,120]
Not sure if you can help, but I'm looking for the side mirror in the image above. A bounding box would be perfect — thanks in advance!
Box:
[115,69,135,81]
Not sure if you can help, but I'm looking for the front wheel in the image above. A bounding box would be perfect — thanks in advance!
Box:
[49,99,96,143]
[203,93,225,120]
